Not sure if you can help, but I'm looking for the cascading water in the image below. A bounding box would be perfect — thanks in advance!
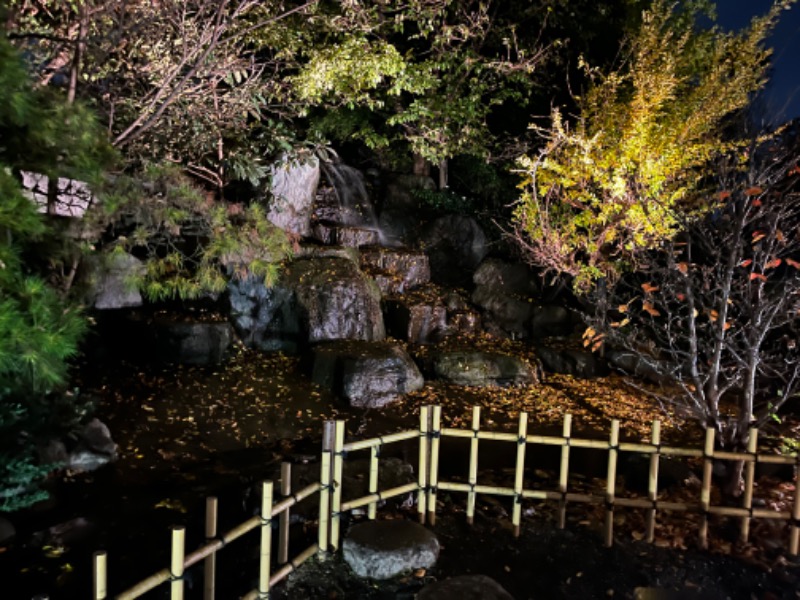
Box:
[321,159,394,247]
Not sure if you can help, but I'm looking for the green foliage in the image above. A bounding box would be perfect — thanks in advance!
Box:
[412,187,476,215]
[513,0,790,290]
[295,0,546,168]
[97,163,292,302]
[0,36,96,511]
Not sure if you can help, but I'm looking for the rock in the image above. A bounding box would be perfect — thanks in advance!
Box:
[473,259,539,297]
[268,153,320,237]
[312,340,424,408]
[78,418,117,456]
[68,449,115,472]
[384,299,447,344]
[417,575,514,600]
[606,350,673,385]
[0,517,16,544]
[342,520,439,580]
[447,310,482,336]
[85,252,145,310]
[536,346,606,378]
[433,351,537,387]
[420,215,488,286]
[361,248,431,293]
[530,305,574,338]
[471,285,534,340]
[39,439,69,466]
[149,318,234,365]
[312,224,380,247]
[294,245,361,263]
[229,257,385,352]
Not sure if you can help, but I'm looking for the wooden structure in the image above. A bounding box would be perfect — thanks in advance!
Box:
[94,406,799,599]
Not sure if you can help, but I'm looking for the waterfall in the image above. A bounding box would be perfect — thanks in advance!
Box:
[321,160,390,246]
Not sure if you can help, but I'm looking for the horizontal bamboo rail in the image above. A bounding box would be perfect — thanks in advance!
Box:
[96,405,800,598]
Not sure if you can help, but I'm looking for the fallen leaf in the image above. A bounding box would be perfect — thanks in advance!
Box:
[740,259,753,268]
[744,186,763,196]
[675,262,689,275]
[765,258,782,269]
[749,272,767,282]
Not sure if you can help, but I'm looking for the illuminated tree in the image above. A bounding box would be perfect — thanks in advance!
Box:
[589,134,800,493]
[512,0,791,290]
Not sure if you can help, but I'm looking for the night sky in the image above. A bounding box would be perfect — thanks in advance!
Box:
[715,0,800,125]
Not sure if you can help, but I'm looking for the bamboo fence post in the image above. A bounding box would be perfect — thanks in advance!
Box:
[418,406,430,523]
[369,445,379,520]
[93,551,107,600]
[699,427,716,550]
[558,414,572,529]
[512,412,529,537]
[466,406,481,526]
[204,497,218,600]
[427,405,442,526]
[170,526,186,600]
[740,429,759,544]
[279,463,292,564]
[258,481,274,599]
[646,420,661,544]
[790,453,800,556]
[604,420,620,547]
[318,421,335,557]
[330,420,346,550]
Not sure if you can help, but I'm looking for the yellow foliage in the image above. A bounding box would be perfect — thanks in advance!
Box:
[513,0,791,291]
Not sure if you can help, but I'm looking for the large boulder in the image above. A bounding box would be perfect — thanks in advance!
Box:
[420,215,488,286]
[268,153,320,237]
[433,351,537,387]
[228,256,385,352]
[471,259,542,340]
[343,520,439,580]
[312,340,423,408]
[471,286,534,340]
[417,575,514,600]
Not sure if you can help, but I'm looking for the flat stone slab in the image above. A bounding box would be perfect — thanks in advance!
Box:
[343,520,439,580]
[417,575,514,600]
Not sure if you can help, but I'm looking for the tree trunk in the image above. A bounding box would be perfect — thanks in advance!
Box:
[412,154,430,177]
[438,158,448,190]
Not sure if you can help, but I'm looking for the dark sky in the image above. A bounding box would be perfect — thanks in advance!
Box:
[714,0,800,125]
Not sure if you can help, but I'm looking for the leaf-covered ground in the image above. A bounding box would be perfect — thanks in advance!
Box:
[3,339,799,598]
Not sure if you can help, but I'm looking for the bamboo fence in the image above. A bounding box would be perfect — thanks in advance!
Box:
[94,405,799,598]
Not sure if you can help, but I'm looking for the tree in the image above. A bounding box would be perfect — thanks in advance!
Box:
[587,133,800,493]
[512,0,790,291]
[0,36,93,510]
[6,0,318,189]
[292,0,549,187]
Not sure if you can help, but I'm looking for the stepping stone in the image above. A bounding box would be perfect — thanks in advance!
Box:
[417,574,514,600]
[342,520,439,580]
